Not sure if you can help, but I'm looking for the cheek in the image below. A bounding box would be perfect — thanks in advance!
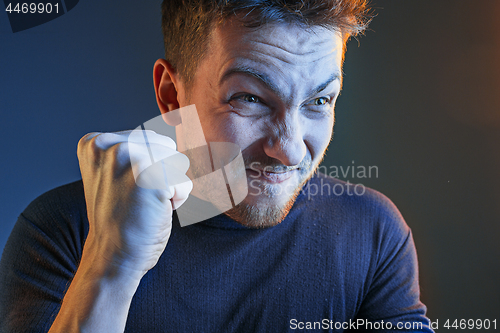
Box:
[304,117,334,159]
[202,112,265,150]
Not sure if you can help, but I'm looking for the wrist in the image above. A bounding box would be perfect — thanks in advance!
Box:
[50,236,144,332]
[80,232,146,292]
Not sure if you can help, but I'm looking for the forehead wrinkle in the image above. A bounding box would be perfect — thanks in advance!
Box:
[246,50,338,69]
[248,39,320,57]
[231,49,343,89]
[219,62,288,101]
[245,41,339,67]
[245,49,295,66]
[247,23,336,51]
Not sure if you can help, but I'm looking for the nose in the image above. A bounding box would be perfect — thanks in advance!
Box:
[263,112,307,167]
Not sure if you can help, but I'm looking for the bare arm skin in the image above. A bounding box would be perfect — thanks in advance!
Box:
[48,131,192,333]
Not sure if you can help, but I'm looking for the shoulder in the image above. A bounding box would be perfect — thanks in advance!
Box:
[25,180,86,210]
[16,180,89,255]
[22,180,87,225]
[0,181,88,331]
[293,176,428,328]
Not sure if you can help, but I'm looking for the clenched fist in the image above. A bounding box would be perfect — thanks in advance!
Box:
[77,130,192,278]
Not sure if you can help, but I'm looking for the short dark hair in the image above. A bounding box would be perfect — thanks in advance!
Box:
[161,0,371,86]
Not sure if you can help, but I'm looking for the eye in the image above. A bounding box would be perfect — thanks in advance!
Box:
[311,97,330,106]
[239,94,261,103]
[228,93,269,117]
[303,95,336,118]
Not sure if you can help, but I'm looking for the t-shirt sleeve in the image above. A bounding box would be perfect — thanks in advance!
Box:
[350,191,434,333]
[0,181,88,333]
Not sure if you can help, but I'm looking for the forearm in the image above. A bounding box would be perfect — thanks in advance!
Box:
[47,130,186,332]
[48,235,143,333]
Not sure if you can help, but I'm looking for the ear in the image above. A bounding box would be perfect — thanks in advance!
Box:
[153,59,180,114]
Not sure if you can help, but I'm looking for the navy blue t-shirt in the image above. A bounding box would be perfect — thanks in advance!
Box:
[0,174,433,332]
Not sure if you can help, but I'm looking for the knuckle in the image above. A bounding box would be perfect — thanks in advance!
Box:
[77,132,99,153]
[77,132,121,166]
[110,142,131,163]
[91,133,109,151]
[87,135,105,162]
[108,142,135,176]
[77,132,102,161]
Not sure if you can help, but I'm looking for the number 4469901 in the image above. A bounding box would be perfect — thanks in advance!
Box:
[444,319,496,330]
[5,3,59,14]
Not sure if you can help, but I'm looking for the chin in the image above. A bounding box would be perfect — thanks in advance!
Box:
[225,176,303,229]
[225,159,320,228]
[224,200,294,229]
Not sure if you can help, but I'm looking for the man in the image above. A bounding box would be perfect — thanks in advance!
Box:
[0,0,433,332]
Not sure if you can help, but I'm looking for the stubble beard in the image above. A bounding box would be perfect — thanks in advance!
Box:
[224,153,323,229]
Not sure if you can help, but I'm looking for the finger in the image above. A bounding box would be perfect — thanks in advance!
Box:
[128,142,189,177]
[77,132,100,154]
[170,178,193,210]
[171,197,188,210]
[79,131,176,153]
[129,143,191,194]
[127,129,176,150]
[78,132,129,153]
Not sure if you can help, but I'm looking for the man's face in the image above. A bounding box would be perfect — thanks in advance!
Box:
[177,19,343,228]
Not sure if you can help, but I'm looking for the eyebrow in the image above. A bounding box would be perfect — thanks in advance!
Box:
[220,65,341,100]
